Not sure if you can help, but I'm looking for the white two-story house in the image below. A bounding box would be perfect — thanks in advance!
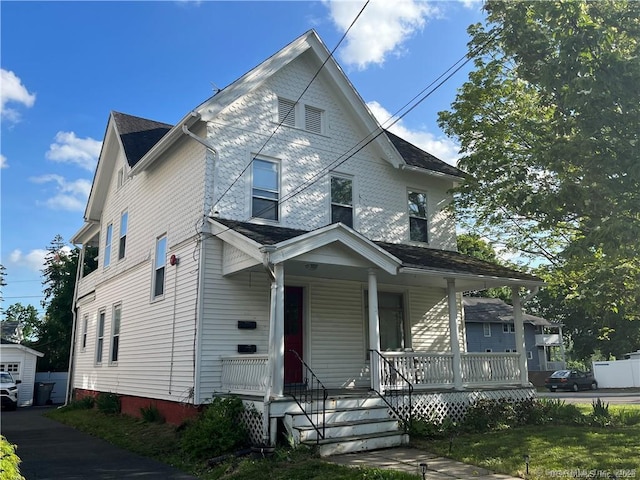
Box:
[70,30,542,455]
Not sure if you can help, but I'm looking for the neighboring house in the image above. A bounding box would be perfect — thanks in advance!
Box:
[463,297,565,372]
[1,339,44,407]
[69,30,543,454]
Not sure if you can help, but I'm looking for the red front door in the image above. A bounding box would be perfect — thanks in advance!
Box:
[284,286,304,385]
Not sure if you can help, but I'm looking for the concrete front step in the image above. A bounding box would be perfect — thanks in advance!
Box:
[289,405,391,428]
[309,431,409,457]
[298,417,400,442]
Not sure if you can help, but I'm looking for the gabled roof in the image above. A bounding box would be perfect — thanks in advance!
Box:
[213,218,542,285]
[0,338,45,357]
[384,130,466,179]
[463,297,553,326]
[112,112,172,167]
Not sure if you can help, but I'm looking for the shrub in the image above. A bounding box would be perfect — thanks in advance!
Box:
[590,398,611,427]
[96,392,120,414]
[180,396,248,461]
[462,398,517,432]
[614,408,640,426]
[67,396,95,410]
[0,435,26,480]
[538,398,585,425]
[140,404,165,424]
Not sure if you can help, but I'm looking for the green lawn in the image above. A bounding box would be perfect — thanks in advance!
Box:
[412,404,640,479]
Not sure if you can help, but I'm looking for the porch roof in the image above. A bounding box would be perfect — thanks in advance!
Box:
[212,219,542,286]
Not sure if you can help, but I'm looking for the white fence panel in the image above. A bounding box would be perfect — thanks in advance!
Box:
[592,359,640,388]
[35,372,69,404]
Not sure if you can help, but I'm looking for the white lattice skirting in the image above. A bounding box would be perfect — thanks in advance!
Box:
[239,403,264,445]
[391,388,536,424]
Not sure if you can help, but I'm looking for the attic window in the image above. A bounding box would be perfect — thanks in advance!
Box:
[278,98,296,127]
[305,105,323,134]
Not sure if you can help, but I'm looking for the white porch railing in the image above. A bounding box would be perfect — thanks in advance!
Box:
[461,353,521,385]
[381,352,454,388]
[221,355,269,394]
[380,352,521,389]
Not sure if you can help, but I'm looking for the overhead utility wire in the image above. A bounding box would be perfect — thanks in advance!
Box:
[211,0,370,211]
[279,29,502,208]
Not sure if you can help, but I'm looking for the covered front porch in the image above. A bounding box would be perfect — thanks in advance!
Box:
[209,218,543,402]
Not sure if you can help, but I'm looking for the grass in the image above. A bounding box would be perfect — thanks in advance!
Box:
[411,403,640,479]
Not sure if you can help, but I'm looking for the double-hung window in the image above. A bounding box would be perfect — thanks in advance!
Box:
[96,310,105,364]
[81,314,88,350]
[111,305,121,363]
[252,159,279,221]
[503,323,515,333]
[153,235,167,298]
[483,323,491,337]
[330,176,353,228]
[365,291,406,353]
[119,211,128,260]
[408,191,429,242]
[104,224,113,267]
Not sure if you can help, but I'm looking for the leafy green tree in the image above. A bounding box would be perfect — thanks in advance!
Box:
[27,235,79,371]
[457,233,512,302]
[2,303,40,341]
[440,1,640,359]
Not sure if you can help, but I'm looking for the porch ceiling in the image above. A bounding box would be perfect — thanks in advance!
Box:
[209,218,543,291]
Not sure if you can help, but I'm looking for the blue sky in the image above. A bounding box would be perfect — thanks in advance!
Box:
[1,0,484,315]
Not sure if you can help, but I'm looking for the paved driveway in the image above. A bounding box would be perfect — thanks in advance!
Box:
[1,406,197,480]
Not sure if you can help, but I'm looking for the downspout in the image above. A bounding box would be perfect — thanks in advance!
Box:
[261,246,276,445]
[182,116,217,406]
[65,244,85,405]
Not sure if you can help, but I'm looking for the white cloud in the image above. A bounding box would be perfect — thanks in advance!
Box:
[45,131,102,172]
[31,174,91,211]
[367,101,460,165]
[324,0,440,70]
[0,154,7,169]
[9,249,48,273]
[0,69,36,122]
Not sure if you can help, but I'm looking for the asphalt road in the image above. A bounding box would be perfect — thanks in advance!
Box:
[1,406,197,480]
[537,389,640,405]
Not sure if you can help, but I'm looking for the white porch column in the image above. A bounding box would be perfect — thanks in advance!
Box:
[512,287,530,386]
[268,263,285,398]
[368,268,382,392]
[447,279,463,390]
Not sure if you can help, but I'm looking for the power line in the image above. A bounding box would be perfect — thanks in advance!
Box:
[211,0,370,212]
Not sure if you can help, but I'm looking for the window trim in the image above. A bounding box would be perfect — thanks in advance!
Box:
[104,223,113,268]
[81,314,88,351]
[251,157,280,222]
[407,190,429,243]
[96,310,106,365]
[330,174,354,228]
[483,323,491,337]
[110,304,121,364]
[153,235,167,300]
[117,167,125,189]
[118,211,128,260]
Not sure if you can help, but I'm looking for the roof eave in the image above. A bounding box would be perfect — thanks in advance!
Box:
[399,164,465,183]
[399,266,544,290]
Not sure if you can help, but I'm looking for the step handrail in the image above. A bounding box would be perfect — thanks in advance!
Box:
[369,349,413,431]
[284,350,327,443]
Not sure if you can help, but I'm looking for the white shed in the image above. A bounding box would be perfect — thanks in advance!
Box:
[0,340,44,407]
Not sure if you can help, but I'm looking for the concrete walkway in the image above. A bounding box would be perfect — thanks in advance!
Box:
[328,447,522,479]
